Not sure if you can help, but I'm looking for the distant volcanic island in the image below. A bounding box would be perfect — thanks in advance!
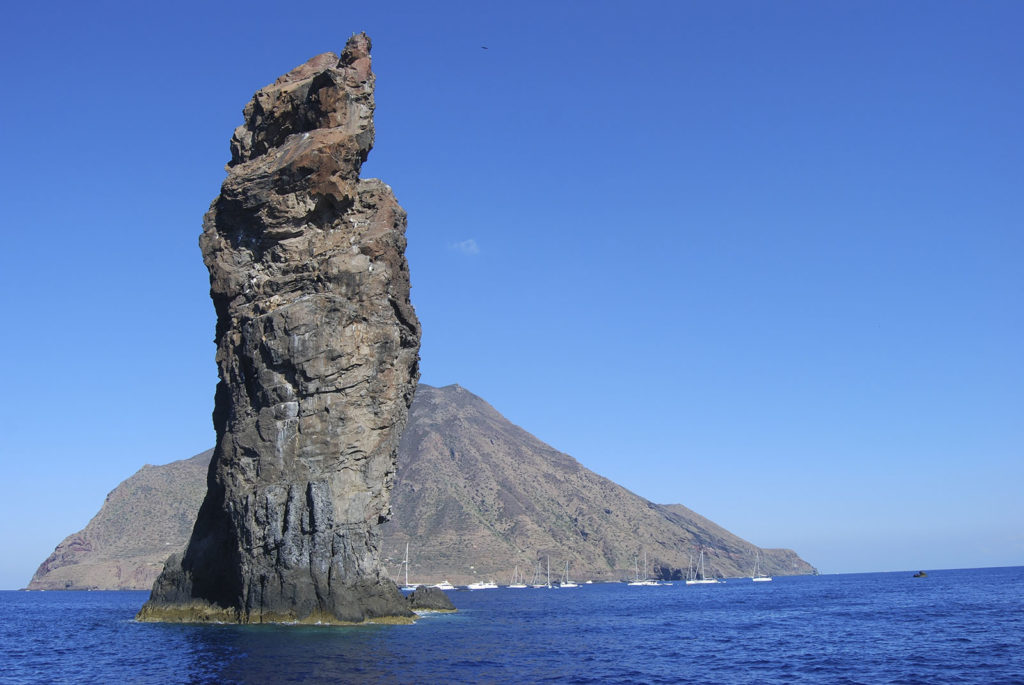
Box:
[136,33,424,624]
[33,386,816,594]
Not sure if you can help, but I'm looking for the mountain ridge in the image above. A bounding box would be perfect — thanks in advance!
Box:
[379,384,812,584]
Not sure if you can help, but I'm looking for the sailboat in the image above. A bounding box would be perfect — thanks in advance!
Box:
[560,560,579,588]
[752,549,772,582]
[508,565,528,589]
[627,551,661,586]
[530,560,547,588]
[685,548,721,585]
[400,542,417,591]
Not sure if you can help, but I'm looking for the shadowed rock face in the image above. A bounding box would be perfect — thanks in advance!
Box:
[137,33,421,625]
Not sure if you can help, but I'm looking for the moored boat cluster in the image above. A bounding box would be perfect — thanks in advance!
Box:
[395,546,775,590]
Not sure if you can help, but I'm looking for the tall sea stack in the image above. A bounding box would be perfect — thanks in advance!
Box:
[138,34,422,624]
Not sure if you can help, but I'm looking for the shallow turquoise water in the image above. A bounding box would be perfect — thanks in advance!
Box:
[2,567,1022,683]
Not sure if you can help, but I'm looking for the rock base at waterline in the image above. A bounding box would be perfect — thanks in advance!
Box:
[137,559,416,624]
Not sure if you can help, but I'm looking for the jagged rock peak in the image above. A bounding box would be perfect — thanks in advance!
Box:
[137,33,424,625]
[230,33,376,167]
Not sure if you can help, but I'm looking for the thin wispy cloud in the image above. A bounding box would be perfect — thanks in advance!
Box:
[450,239,480,256]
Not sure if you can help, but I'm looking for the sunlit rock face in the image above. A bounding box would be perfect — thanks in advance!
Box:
[138,33,421,624]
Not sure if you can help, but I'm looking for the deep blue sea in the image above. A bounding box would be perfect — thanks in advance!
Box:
[2,567,1022,684]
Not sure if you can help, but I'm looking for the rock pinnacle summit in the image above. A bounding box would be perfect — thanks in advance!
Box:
[138,33,422,624]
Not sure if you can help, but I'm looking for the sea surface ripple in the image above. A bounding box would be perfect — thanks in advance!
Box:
[1,566,1022,683]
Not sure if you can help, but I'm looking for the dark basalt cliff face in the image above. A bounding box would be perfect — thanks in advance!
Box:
[137,33,421,625]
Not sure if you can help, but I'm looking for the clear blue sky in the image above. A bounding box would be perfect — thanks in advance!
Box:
[1,1,1020,588]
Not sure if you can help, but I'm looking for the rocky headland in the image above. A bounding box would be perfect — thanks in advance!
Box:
[136,33,422,625]
[28,450,213,591]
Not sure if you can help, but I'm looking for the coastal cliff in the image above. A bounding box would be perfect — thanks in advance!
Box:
[137,33,421,624]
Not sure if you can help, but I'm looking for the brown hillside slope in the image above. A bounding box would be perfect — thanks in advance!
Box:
[28,385,814,590]
[379,384,812,584]
[28,450,212,590]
